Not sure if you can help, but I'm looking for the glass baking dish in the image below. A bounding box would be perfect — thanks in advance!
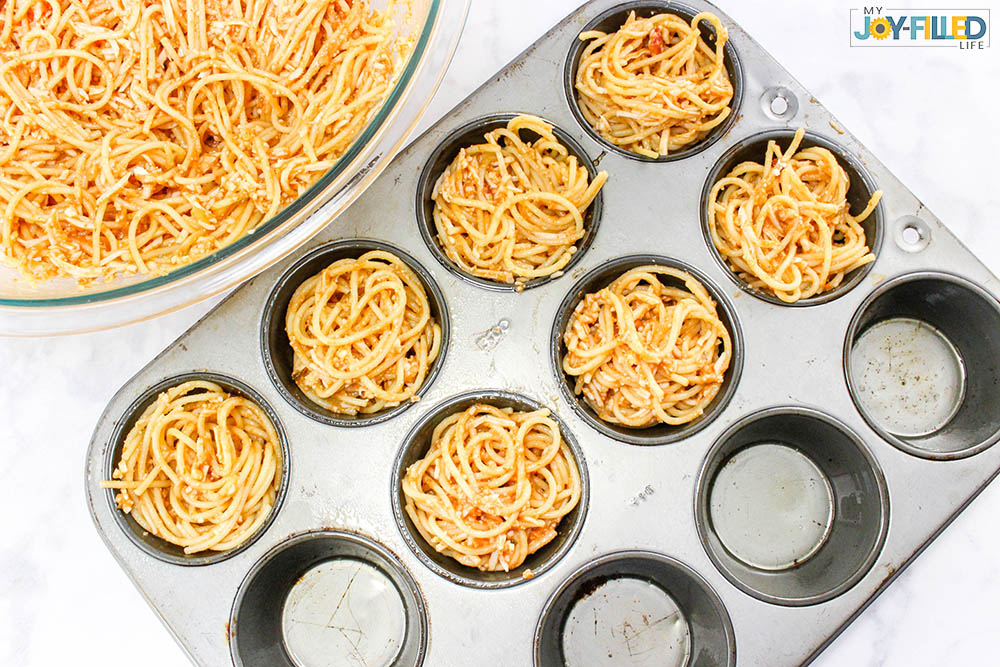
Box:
[0,0,469,336]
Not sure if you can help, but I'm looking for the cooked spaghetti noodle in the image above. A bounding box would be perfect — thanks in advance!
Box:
[1,0,409,283]
[402,403,581,572]
[563,266,732,428]
[574,11,734,158]
[101,380,282,554]
[708,128,882,302]
[285,249,441,415]
[431,114,607,286]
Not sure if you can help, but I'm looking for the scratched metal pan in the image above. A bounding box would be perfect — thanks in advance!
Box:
[85,0,1000,665]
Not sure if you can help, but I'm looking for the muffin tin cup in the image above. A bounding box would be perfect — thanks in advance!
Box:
[103,371,291,567]
[695,406,890,606]
[563,0,745,163]
[844,271,1000,460]
[83,1,1000,665]
[550,254,744,446]
[229,530,427,667]
[415,112,605,292]
[534,551,737,666]
[700,128,886,306]
[390,390,590,589]
[260,239,451,428]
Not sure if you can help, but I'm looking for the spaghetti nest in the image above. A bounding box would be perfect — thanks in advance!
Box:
[402,403,581,572]
[708,128,882,302]
[563,266,732,428]
[431,114,607,286]
[102,380,282,554]
[0,0,407,283]
[286,250,441,416]
[575,11,734,158]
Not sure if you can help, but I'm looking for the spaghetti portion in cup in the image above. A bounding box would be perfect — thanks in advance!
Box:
[708,129,882,302]
[574,11,734,158]
[431,115,607,287]
[562,265,732,428]
[285,250,442,416]
[102,380,282,555]
[402,403,582,572]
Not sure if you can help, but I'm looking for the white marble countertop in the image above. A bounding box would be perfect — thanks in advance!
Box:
[2,1,998,665]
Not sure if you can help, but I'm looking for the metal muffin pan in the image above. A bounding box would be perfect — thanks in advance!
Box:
[230,530,428,667]
[84,0,1000,665]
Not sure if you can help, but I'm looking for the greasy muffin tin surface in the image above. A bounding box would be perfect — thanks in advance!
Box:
[85,1,1000,665]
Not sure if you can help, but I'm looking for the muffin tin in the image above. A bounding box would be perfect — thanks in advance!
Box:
[85,0,1000,665]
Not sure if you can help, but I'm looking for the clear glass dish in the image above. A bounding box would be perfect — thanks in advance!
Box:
[0,0,470,336]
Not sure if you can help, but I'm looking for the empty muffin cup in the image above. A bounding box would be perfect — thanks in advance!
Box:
[550,255,743,445]
[230,531,427,667]
[390,391,589,588]
[700,129,884,306]
[103,372,290,567]
[414,112,604,291]
[696,407,889,606]
[260,239,450,427]
[844,271,1000,459]
[563,1,744,162]
[534,551,736,666]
